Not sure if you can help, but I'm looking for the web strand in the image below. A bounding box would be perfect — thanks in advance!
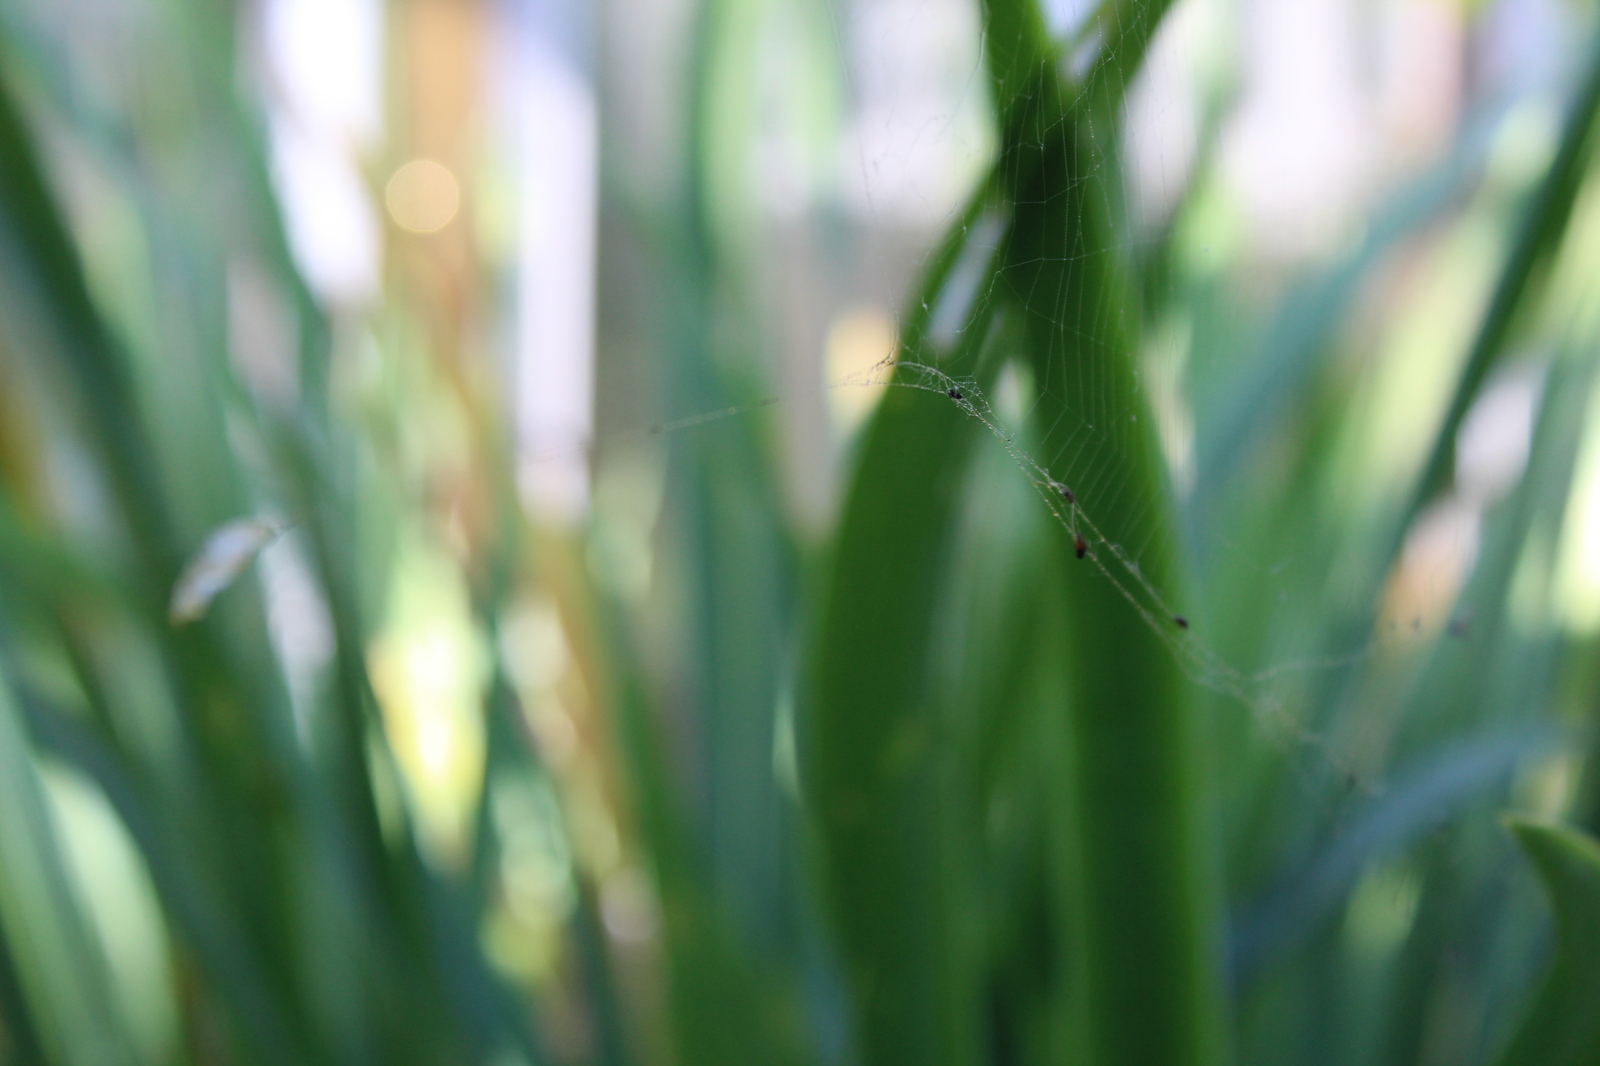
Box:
[871,358,1376,765]
[523,347,1374,774]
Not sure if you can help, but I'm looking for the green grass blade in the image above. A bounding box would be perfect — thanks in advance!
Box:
[1361,331,1600,1066]
[1490,821,1600,1066]
[1007,117,1227,1066]
[807,2,1220,1061]
[0,56,177,590]
[1233,725,1551,980]
[976,0,1227,1055]
[802,176,1012,1066]
[15,689,310,1063]
[0,662,139,1066]
[1404,25,1600,529]
[0,915,50,1065]
[596,588,807,1066]
[1194,123,1493,509]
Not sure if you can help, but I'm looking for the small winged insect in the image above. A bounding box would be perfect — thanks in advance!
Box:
[947,387,963,400]
[1074,533,1087,559]
[1058,483,1074,505]
[1172,615,1189,630]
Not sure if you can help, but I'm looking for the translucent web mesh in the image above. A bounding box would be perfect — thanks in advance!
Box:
[567,0,1530,779]
[849,355,1374,754]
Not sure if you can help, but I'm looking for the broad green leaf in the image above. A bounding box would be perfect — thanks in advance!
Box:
[803,175,1013,1066]
[1005,90,1227,1066]
[806,3,1224,1065]
[16,685,313,1063]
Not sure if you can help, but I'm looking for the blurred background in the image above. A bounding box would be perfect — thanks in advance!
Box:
[4,0,1600,1063]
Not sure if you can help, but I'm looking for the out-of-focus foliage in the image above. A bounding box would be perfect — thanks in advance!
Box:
[4,0,1600,1064]
[1490,822,1600,1066]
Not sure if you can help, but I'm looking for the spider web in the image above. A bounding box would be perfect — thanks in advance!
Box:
[857,357,1373,752]
[822,0,1379,756]
[570,0,1555,787]
[561,0,1410,768]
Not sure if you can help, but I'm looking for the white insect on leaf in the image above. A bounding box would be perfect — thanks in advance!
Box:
[169,517,286,625]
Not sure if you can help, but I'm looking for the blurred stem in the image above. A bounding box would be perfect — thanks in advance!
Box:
[570,872,634,1066]
[1572,634,1600,834]
[0,56,178,592]
[1377,838,1460,1066]
[0,917,48,1066]
[592,582,798,1066]
[475,595,633,1066]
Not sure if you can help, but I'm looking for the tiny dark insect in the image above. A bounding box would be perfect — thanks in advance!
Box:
[1059,484,1075,504]
[1074,533,1087,559]
[947,387,963,400]
[1172,615,1189,630]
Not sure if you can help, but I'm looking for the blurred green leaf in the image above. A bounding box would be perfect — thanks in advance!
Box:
[0,662,138,1066]
[14,685,309,1063]
[1491,821,1600,1066]
[802,174,1012,1066]
[1004,71,1227,1066]
[1194,115,1496,510]
[1234,725,1553,981]
[1405,26,1600,530]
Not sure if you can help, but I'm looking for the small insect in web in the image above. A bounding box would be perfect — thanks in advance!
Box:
[877,356,1379,766]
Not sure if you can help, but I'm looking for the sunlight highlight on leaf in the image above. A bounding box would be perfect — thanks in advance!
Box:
[167,518,283,625]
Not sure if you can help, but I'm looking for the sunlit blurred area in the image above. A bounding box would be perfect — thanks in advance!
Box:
[6,0,1600,1061]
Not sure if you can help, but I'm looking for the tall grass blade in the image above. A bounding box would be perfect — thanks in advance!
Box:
[1404,25,1600,528]
[802,177,1012,1066]
[1490,821,1600,1066]
[0,663,138,1066]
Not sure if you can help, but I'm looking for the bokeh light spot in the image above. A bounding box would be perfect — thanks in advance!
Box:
[825,306,896,431]
[385,158,461,233]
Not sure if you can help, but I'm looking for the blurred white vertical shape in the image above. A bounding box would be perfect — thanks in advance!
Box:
[1038,0,1099,43]
[1221,0,1372,258]
[258,532,335,745]
[227,256,298,404]
[844,0,993,226]
[1124,0,1220,231]
[509,21,597,521]
[260,0,383,305]
[1553,373,1600,634]
[1454,364,1539,506]
[1375,0,1463,173]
